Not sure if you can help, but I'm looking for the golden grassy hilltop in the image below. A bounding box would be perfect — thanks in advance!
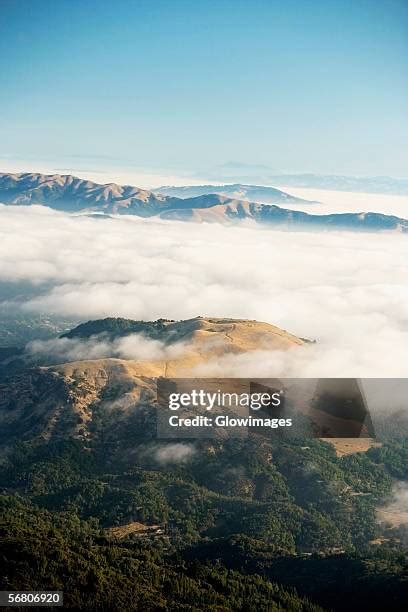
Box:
[56,315,304,381]
[0,316,379,456]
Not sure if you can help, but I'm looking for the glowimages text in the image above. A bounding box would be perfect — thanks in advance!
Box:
[168,415,293,429]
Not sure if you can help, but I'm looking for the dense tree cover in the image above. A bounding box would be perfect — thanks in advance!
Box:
[367,438,408,480]
[182,535,408,611]
[0,495,322,611]
[61,317,174,340]
[0,437,394,550]
[0,434,406,610]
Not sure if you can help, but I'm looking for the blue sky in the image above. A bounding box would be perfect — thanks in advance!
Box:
[0,0,407,178]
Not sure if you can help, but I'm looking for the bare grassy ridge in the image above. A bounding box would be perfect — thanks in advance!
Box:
[322,438,382,457]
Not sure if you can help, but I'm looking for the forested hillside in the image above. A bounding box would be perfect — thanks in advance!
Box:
[1,433,406,610]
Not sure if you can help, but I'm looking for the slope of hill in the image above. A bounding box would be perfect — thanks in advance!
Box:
[1,315,406,611]
[0,316,305,445]
[1,172,408,231]
[160,199,408,232]
[0,172,170,215]
[0,315,383,450]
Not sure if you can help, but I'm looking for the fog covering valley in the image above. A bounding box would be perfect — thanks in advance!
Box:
[0,185,407,378]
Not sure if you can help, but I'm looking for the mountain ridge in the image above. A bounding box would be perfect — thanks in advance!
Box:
[1,172,408,232]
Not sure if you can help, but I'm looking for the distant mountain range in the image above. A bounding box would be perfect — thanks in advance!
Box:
[160,201,408,232]
[1,172,407,232]
[0,172,312,212]
[154,183,314,205]
[268,174,408,196]
[198,163,408,195]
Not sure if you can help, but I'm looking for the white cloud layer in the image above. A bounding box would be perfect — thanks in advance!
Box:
[1,204,408,377]
[277,186,408,217]
[26,334,184,362]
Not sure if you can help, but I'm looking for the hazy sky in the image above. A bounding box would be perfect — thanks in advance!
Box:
[1,0,407,177]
